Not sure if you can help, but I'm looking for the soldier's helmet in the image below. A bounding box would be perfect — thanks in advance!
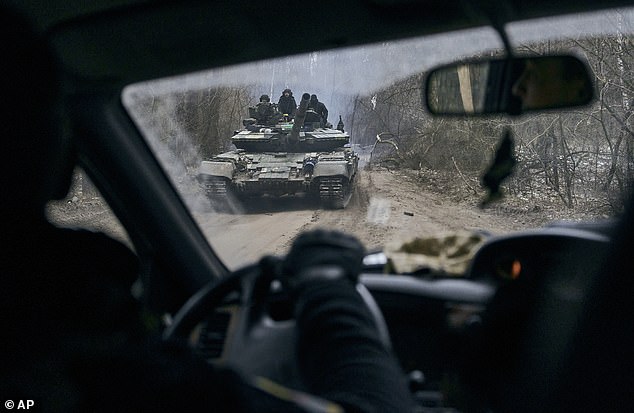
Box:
[260,94,270,102]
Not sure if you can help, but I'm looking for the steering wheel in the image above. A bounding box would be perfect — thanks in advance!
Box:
[162,257,391,390]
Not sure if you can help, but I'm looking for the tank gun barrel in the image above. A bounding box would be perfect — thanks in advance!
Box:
[289,93,310,144]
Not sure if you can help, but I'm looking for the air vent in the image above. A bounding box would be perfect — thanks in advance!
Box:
[196,311,231,360]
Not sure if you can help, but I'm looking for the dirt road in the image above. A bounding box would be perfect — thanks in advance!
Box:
[193,169,538,269]
[48,169,541,270]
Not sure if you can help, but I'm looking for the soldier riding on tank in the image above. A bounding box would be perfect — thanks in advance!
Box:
[277,89,297,120]
[308,94,329,128]
[253,94,279,125]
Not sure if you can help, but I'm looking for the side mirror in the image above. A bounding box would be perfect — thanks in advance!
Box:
[424,55,594,116]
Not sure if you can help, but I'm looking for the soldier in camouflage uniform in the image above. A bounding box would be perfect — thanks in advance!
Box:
[255,94,277,125]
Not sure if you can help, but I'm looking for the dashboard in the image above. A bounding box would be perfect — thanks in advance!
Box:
[194,223,613,411]
[362,224,612,410]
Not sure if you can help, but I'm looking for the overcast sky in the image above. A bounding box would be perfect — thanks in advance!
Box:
[124,7,634,124]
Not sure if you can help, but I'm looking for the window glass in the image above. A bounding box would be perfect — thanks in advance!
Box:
[123,12,632,270]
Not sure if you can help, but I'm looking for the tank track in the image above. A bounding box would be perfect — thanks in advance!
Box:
[319,177,350,209]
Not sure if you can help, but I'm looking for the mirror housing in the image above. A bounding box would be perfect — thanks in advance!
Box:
[424,55,594,116]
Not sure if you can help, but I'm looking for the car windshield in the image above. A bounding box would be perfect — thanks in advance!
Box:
[122,8,634,271]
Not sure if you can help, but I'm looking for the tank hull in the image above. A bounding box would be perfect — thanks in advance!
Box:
[198,143,358,209]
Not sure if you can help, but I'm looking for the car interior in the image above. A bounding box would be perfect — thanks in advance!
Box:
[3,0,634,412]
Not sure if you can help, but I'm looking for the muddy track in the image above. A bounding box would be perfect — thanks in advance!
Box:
[48,168,540,269]
[195,168,538,267]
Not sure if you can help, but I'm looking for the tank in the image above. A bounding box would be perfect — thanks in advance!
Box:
[197,93,359,209]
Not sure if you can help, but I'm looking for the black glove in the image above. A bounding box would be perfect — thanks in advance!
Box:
[283,229,366,289]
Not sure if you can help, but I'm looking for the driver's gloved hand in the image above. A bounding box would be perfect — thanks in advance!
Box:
[283,229,365,290]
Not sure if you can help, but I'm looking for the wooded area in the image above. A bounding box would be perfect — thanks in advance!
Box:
[127,33,632,216]
[349,34,633,214]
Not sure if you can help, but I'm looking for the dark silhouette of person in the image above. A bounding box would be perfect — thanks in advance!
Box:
[308,94,329,127]
[511,57,592,111]
[1,5,142,410]
[277,88,297,119]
